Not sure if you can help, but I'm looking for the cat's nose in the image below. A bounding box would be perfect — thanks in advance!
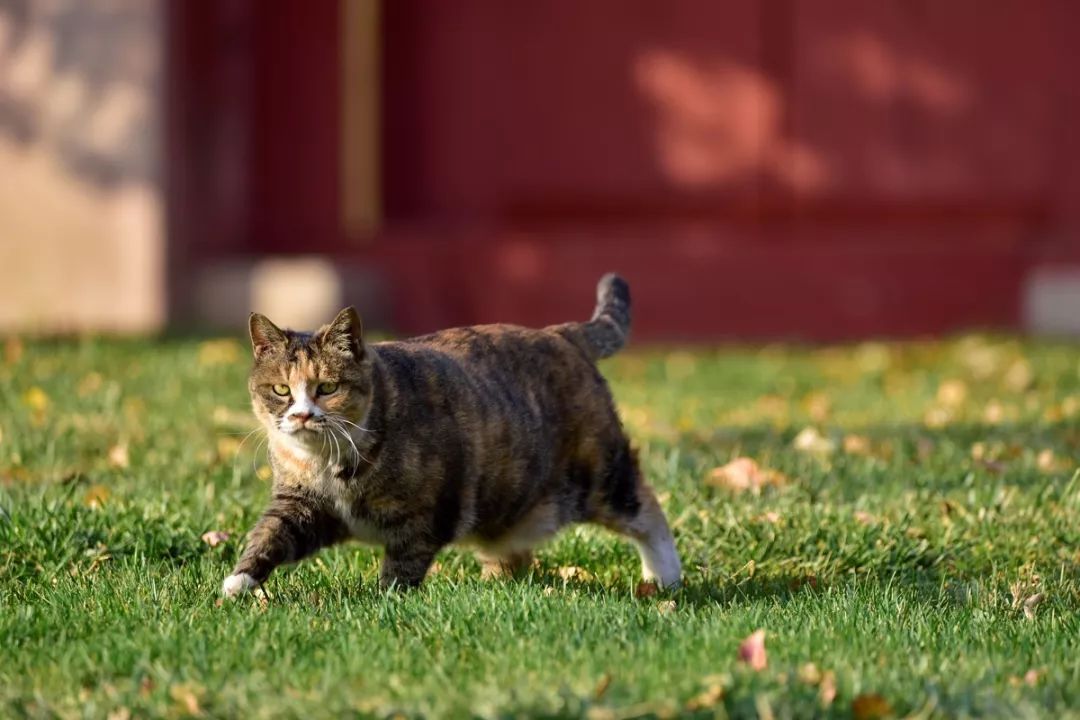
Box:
[289,411,312,423]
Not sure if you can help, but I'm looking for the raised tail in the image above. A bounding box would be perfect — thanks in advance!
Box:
[571,273,632,360]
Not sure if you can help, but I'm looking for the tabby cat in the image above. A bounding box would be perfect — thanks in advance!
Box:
[222,274,681,596]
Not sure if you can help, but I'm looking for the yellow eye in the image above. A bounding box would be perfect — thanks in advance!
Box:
[316,381,338,395]
[271,384,290,396]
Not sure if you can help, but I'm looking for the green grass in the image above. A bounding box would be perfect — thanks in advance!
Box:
[3,334,1080,718]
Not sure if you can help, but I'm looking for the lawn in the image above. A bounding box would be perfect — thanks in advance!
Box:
[2,333,1080,719]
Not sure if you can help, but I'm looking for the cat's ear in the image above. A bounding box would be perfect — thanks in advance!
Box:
[321,306,365,359]
[249,313,286,358]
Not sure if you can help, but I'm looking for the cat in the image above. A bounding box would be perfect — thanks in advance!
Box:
[222,273,681,597]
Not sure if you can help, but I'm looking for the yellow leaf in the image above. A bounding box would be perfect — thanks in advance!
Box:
[557,566,594,582]
[217,436,243,460]
[22,386,49,412]
[84,485,110,509]
[256,465,273,481]
[198,339,242,367]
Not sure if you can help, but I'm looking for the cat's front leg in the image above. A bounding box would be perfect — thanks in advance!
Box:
[379,539,441,590]
[223,491,346,597]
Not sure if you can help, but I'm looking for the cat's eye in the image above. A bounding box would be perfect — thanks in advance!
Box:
[271,384,290,396]
[316,381,339,396]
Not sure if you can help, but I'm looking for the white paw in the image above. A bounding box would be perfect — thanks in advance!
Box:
[221,572,258,598]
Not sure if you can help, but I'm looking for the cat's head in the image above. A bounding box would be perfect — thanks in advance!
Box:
[247,307,374,449]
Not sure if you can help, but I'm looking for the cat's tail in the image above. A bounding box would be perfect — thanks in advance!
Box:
[575,273,632,360]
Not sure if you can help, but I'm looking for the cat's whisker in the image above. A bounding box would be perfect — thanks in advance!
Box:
[334,416,376,436]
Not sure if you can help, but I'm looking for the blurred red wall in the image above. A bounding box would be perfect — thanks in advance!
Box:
[170,1,1080,341]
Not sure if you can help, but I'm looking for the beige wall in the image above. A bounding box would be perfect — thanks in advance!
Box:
[0,0,164,332]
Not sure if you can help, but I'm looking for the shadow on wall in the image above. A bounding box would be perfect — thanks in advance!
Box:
[0,0,158,189]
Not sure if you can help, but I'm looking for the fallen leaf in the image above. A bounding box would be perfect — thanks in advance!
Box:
[983,400,1006,424]
[797,663,821,685]
[923,407,952,428]
[1022,592,1045,620]
[107,444,129,469]
[594,673,612,700]
[198,339,242,367]
[557,566,594,582]
[1024,668,1042,686]
[936,379,968,407]
[853,510,876,526]
[757,511,782,524]
[216,436,243,460]
[851,693,892,719]
[737,629,767,671]
[793,427,836,456]
[685,682,724,710]
[84,485,110,509]
[657,600,677,615]
[634,581,659,599]
[706,457,787,494]
[169,683,203,716]
[201,531,230,548]
[22,386,49,412]
[1004,359,1034,392]
[819,670,837,707]
[77,372,104,397]
[843,435,871,456]
[804,392,831,421]
[4,337,24,365]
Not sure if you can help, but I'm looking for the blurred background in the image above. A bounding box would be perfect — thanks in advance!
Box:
[2,0,1080,342]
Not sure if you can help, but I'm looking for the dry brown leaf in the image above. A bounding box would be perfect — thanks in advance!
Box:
[656,600,677,615]
[201,530,230,548]
[843,435,871,456]
[169,683,203,716]
[557,566,594,582]
[851,693,892,719]
[737,629,767,671]
[1004,359,1034,392]
[1022,592,1045,620]
[4,337,24,365]
[983,400,1006,424]
[793,427,836,456]
[84,485,110,509]
[216,437,242,460]
[198,339,242,367]
[108,444,129,469]
[634,581,659,599]
[685,683,724,711]
[819,670,837,707]
[936,379,968,407]
[706,457,787,494]
[594,673,612,700]
[853,510,876,526]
